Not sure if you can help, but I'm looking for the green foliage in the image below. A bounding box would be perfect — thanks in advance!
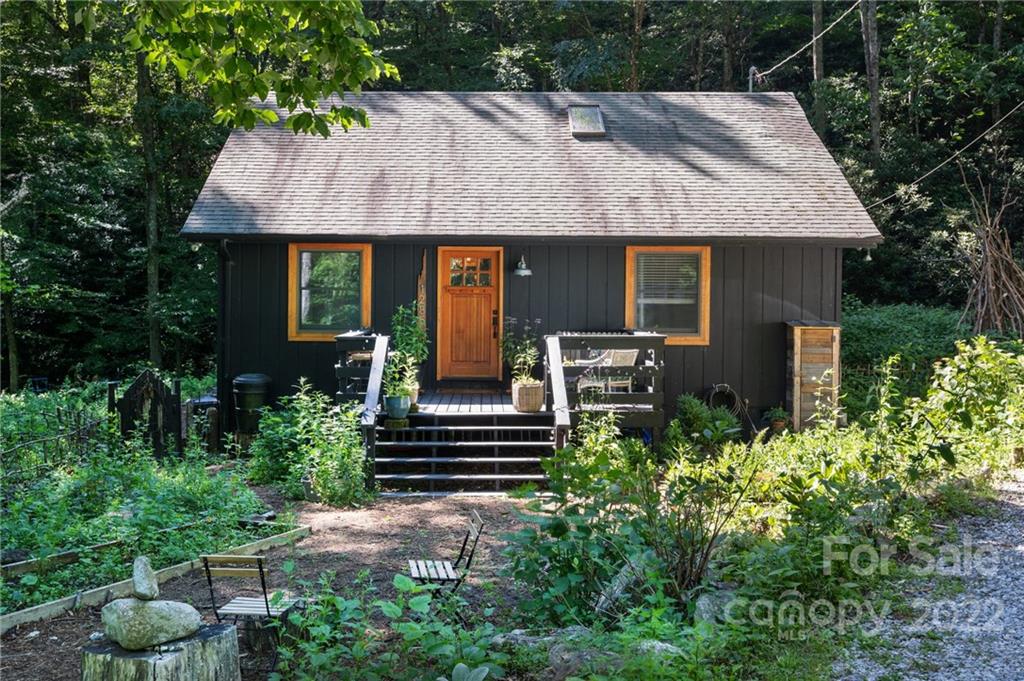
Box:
[0,422,269,613]
[391,302,429,365]
[841,298,968,417]
[248,379,370,506]
[123,1,398,136]
[501,317,541,384]
[505,338,1022,676]
[663,394,741,458]
[383,351,418,397]
[507,412,755,625]
[271,572,505,681]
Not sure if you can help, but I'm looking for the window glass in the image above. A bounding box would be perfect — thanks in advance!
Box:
[298,250,362,331]
[634,252,700,334]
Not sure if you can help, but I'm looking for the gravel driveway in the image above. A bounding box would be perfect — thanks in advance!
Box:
[834,470,1024,681]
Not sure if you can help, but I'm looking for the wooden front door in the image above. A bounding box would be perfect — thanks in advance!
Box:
[437,247,502,380]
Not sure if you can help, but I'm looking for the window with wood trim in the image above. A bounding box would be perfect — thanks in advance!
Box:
[625,246,710,345]
[287,243,372,341]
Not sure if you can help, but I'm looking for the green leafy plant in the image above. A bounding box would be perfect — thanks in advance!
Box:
[663,395,741,458]
[383,351,418,398]
[507,412,756,625]
[391,302,429,365]
[248,379,371,506]
[0,427,272,614]
[501,317,541,384]
[272,572,506,680]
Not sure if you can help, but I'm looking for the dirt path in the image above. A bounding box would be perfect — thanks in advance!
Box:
[834,470,1024,681]
[0,491,531,681]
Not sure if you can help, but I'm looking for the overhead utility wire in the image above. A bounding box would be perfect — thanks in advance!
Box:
[749,0,861,90]
[866,99,1024,210]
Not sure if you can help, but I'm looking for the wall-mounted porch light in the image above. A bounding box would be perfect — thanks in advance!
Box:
[513,254,533,277]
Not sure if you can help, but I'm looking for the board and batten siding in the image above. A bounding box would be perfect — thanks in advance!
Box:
[217,241,842,422]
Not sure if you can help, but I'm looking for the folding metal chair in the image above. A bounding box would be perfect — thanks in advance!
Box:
[200,554,299,670]
[408,511,484,591]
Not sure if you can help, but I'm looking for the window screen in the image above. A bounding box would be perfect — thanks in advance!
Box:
[297,249,363,331]
[634,251,701,334]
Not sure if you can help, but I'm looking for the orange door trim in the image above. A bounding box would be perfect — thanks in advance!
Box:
[436,247,503,381]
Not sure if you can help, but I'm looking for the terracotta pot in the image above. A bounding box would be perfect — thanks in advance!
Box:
[512,381,544,413]
[770,418,788,432]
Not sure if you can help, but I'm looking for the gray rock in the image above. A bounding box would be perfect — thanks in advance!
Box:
[545,642,622,681]
[491,626,591,649]
[132,556,159,600]
[636,639,683,656]
[694,588,738,624]
[101,598,202,650]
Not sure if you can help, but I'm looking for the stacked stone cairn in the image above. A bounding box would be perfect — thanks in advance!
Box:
[100,556,202,650]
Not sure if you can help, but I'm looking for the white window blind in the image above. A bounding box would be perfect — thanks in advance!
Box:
[635,252,700,333]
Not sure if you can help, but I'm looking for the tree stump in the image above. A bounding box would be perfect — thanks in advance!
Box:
[82,624,240,681]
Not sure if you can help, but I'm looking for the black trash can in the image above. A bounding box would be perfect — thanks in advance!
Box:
[232,374,271,434]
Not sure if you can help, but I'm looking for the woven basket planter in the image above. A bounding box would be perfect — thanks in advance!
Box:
[512,381,545,413]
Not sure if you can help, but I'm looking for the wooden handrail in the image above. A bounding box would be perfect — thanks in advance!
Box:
[362,335,389,428]
[545,335,572,447]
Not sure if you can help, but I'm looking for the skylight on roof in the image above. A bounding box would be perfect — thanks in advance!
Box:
[568,105,606,138]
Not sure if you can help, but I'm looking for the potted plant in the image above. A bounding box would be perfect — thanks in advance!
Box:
[502,317,544,413]
[764,406,790,433]
[383,351,417,419]
[390,302,429,405]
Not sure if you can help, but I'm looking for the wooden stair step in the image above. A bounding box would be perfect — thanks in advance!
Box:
[375,473,547,481]
[379,491,544,498]
[377,425,553,432]
[375,456,544,464]
[375,440,554,448]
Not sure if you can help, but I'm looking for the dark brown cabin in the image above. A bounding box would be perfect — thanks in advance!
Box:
[181,92,881,493]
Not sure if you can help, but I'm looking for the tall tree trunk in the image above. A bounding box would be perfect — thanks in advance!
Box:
[992,0,1004,119]
[1,228,19,392]
[860,0,881,161]
[66,0,92,112]
[136,53,162,368]
[721,5,736,91]
[811,0,825,131]
[2,292,18,392]
[627,0,645,92]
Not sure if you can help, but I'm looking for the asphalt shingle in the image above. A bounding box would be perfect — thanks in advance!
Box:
[180,91,882,244]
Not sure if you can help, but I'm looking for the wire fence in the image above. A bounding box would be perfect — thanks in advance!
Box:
[0,408,109,485]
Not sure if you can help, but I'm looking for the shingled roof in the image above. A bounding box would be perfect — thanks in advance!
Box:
[181,91,881,245]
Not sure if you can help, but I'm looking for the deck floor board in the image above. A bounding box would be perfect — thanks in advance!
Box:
[415,391,549,416]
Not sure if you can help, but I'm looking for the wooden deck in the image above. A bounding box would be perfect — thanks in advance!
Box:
[415,391,550,416]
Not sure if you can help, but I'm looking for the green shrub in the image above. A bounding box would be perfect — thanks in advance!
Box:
[0,432,268,613]
[662,394,741,459]
[248,379,371,506]
[390,302,429,364]
[273,572,506,681]
[507,412,755,625]
[841,297,969,418]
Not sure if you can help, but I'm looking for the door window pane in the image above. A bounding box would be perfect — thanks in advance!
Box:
[480,258,491,271]
[298,250,362,331]
[634,252,700,334]
[450,273,463,286]
[479,273,491,286]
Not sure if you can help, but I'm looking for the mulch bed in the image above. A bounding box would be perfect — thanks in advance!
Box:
[0,488,532,680]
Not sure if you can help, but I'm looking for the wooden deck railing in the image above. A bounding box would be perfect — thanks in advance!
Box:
[335,331,389,487]
[544,331,666,443]
[544,335,572,448]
